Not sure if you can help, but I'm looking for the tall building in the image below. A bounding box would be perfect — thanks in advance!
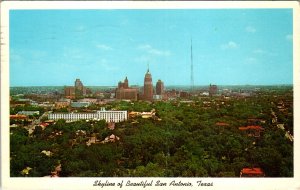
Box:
[156,79,164,95]
[116,77,138,101]
[144,69,153,101]
[64,86,75,99]
[124,76,129,88]
[74,79,86,97]
[75,78,83,90]
[209,84,218,96]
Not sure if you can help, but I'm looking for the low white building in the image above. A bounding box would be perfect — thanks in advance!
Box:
[17,111,40,116]
[48,108,127,123]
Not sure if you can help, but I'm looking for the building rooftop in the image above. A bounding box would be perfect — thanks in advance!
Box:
[215,122,230,126]
[10,114,27,119]
[240,168,264,175]
[239,126,264,131]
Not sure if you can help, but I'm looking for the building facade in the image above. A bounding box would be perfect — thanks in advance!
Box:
[48,108,127,123]
[209,84,218,96]
[64,86,75,99]
[75,78,86,97]
[116,77,138,101]
[156,79,164,95]
[143,69,153,101]
[17,111,40,116]
[65,79,87,99]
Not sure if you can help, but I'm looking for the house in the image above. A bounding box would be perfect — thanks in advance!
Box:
[101,134,120,144]
[215,122,229,126]
[10,114,28,120]
[240,167,265,177]
[40,123,49,130]
[239,126,264,137]
[215,122,230,132]
[41,150,53,157]
[107,122,115,130]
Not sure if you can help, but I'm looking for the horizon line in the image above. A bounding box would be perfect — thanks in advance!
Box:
[10,84,294,88]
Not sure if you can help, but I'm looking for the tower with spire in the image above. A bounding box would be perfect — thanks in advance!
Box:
[124,76,129,88]
[144,66,153,101]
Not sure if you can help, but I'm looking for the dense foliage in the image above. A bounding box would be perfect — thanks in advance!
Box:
[10,90,293,177]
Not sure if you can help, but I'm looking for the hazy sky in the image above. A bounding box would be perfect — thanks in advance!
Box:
[10,9,293,86]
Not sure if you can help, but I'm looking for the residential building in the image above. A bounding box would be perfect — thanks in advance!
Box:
[240,168,265,177]
[239,125,264,137]
[10,114,28,120]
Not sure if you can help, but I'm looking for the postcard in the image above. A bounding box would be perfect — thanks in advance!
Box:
[1,1,299,190]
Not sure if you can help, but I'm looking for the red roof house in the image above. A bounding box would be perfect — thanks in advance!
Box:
[239,126,264,137]
[240,167,265,177]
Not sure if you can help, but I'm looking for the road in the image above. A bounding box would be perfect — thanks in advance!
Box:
[270,108,293,142]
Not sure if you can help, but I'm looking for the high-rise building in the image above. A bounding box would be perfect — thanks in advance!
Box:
[209,84,218,96]
[75,79,83,90]
[124,76,129,89]
[144,69,153,101]
[64,86,75,99]
[116,77,138,101]
[74,79,86,97]
[156,79,164,95]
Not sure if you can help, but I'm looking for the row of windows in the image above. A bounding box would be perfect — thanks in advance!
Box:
[49,112,127,122]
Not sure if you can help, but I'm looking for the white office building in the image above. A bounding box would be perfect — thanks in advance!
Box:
[48,108,127,123]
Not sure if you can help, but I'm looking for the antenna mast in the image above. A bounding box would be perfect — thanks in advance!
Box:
[191,38,194,92]
[147,62,149,72]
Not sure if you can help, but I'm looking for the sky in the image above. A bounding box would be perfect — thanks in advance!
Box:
[10,9,293,86]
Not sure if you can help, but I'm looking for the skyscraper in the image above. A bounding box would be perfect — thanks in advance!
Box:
[156,79,164,95]
[74,79,86,97]
[144,68,153,101]
[75,79,83,90]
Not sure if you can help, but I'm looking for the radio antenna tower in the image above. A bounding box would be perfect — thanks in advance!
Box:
[190,38,194,92]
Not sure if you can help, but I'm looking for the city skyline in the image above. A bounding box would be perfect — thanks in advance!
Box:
[10,9,293,86]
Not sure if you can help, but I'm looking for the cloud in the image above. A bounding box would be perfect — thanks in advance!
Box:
[253,49,266,54]
[63,48,83,59]
[75,25,86,33]
[10,49,48,65]
[220,41,238,50]
[138,44,171,56]
[134,55,150,63]
[252,48,277,57]
[98,59,119,71]
[245,57,257,64]
[286,34,292,41]
[246,26,256,33]
[96,44,113,51]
